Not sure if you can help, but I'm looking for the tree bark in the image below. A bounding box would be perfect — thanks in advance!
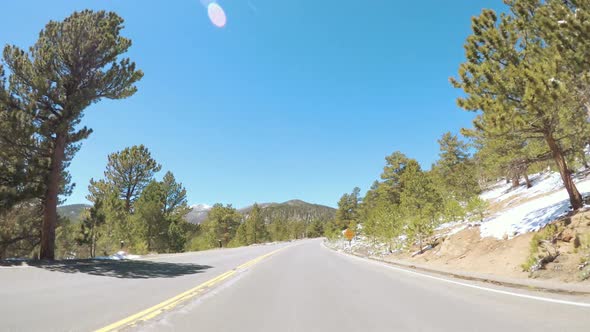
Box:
[511,176,520,188]
[91,227,96,258]
[40,134,66,260]
[524,173,532,189]
[125,190,132,213]
[545,132,583,210]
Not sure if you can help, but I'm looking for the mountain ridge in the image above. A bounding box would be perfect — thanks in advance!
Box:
[58,199,336,225]
[186,199,336,224]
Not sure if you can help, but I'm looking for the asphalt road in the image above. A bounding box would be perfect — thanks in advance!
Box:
[2,239,590,331]
[0,242,292,332]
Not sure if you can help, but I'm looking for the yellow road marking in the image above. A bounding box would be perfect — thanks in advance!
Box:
[95,245,290,332]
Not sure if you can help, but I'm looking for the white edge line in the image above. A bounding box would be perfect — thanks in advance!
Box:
[322,242,590,308]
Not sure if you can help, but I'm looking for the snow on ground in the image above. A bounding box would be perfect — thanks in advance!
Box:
[328,235,392,257]
[479,171,590,239]
[95,251,141,260]
[480,172,563,203]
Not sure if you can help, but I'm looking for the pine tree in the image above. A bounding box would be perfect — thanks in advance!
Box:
[206,204,242,247]
[133,180,166,252]
[268,218,289,242]
[399,161,442,253]
[363,201,401,249]
[244,203,268,244]
[0,200,42,259]
[466,196,489,223]
[77,200,105,258]
[379,151,411,205]
[86,177,131,254]
[161,171,189,217]
[0,88,46,214]
[232,222,248,247]
[160,171,190,252]
[451,2,590,210]
[432,132,479,201]
[335,187,361,229]
[105,145,161,212]
[0,11,143,259]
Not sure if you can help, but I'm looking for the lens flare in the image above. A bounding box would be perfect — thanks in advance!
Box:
[208,2,227,28]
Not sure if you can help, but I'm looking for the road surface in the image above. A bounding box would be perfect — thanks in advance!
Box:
[1,239,590,331]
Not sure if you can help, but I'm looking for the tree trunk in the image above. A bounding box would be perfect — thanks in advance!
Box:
[511,176,520,188]
[417,225,423,254]
[545,132,583,210]
[125,190,132,213]
[524,173,532,189]
[91,228,96,258]
[40,134,66,260]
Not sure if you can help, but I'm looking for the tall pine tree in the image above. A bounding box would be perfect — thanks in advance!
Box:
[0,11,143,259]
[452,1,590,210]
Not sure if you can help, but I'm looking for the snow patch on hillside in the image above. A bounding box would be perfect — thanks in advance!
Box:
[191,204,212,210]
[480,172,563,203]
[479,171,590,239]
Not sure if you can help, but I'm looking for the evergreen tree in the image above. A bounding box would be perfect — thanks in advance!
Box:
[379,151,411,204]
[451,1,590,210]
[0,200,42,259]
[363,201,401,250]
[399,160,442,253]
[432,132,479,201]
[104,145,161,212]
[86,178,131,254]
[0,11,143,259]
[160,171,190,252]
[161,171,189,217]
[131,173,190,253]
[466,196,489,223]
[244,203,268,244]
[306,219,324,238]
[335,187,361,229]
[77,200,105,258]
[0,88,45,214]
[231,222,248,247]
[205,204,242,247]
[268,218,290,242]
[132,181,166,252]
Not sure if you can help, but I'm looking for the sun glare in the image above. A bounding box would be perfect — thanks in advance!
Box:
[208,2,227,28]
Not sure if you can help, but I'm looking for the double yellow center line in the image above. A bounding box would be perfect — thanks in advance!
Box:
[95,245,290,332]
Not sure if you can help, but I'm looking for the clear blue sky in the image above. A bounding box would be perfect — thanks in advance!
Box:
[1,0,504,208]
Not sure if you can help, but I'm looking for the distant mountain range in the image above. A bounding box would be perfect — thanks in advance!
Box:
[185,204,213,224]
[57,204,91,223]
[187,200,336,224]
[58,200,336,225]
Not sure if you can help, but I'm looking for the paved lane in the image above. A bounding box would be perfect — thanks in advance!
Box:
[0,242,292,332]
[141,239,590,332]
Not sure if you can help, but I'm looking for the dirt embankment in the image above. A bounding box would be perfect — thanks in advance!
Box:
[386,211,590,283]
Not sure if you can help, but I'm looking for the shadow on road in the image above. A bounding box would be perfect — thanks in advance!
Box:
[0,259,212,279]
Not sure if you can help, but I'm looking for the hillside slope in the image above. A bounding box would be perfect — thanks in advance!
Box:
[332,169,590,284]
[187,200,336,224]
[240,199,336,223]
